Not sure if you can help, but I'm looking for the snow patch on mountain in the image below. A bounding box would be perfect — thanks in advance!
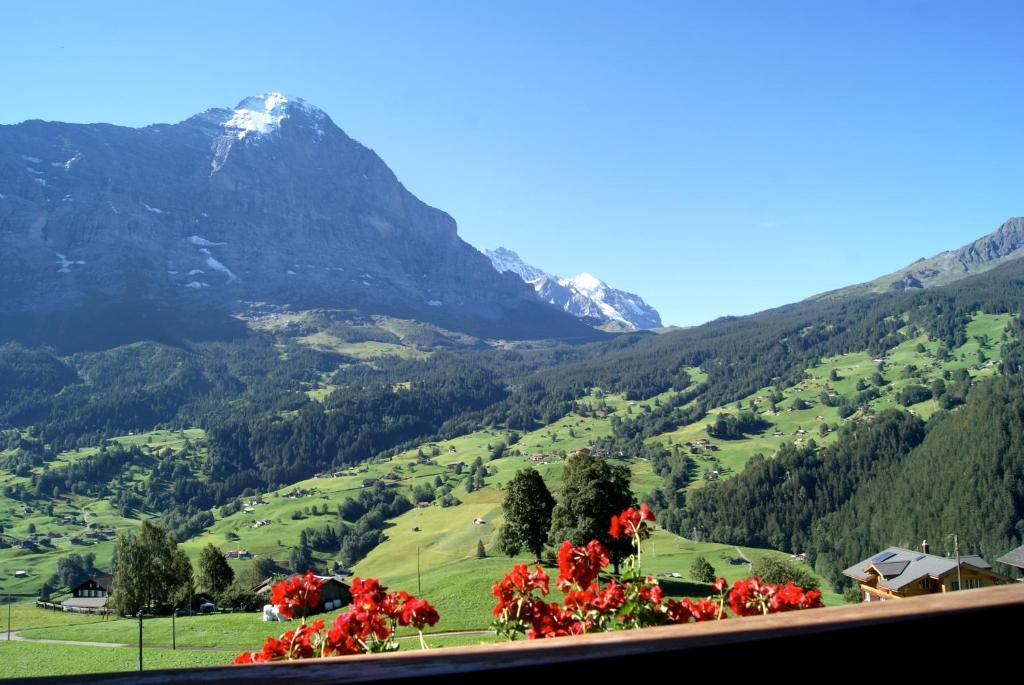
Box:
[483,247,661,330]
[224,92,290,140]
[200,248,238,282]
[55,253,85,274]
[187,235,226,247]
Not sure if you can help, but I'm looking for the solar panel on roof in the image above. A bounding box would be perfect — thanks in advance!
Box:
[871,551,897,563]
[914,555,926,561]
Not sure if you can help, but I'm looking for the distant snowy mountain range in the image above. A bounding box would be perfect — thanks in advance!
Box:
[0,92,600,347]
[483,247,662,330]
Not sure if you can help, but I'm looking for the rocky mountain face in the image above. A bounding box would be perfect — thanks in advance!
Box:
[0,93,595,348]
[483,247,662,330]
[813,217,1024,301]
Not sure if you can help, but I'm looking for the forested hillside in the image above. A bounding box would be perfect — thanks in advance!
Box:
[675,367,1024,586]
[3,248,1024,594]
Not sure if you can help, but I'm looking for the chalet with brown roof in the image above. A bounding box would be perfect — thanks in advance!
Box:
[842,542,1007,602]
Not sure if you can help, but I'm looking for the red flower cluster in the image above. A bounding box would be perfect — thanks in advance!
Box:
[556,539,609,591]
[233,620,326,664]
[608,503,654,539]
[727,578,823,616]
[270,571,322,620]
[493,505,825,641]
[234,575,440,665]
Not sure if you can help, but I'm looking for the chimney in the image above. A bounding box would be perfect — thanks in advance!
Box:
[921,539,929,555]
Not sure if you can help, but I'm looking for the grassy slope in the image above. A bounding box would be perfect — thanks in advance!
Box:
[651,313,1011,489]
[0,429,206,593]
[183,374,702,570]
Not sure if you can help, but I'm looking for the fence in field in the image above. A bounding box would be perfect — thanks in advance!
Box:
[16,583,1023,684]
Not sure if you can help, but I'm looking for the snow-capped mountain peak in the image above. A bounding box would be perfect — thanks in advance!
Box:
[208,92,330,172]
[224,92,291,139]
[483,247,551,283]
[222,92,326,140]
[483,247,662,330]
[567,272,604,295]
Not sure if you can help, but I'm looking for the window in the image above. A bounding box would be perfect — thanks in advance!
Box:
[950,580,960,591]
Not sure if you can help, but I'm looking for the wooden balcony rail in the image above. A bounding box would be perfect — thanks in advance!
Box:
[15,583,1023,684]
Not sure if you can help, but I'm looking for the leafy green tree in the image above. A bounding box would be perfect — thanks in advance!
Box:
[198,543,235,596]
[548,453,634,572]
[498,468,555,561]
[111,520,192,614]
[689,556,716,583]
[750,556,819,590]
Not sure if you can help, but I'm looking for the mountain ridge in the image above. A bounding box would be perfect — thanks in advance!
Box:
[482,247,662,330]
[0,93,598,348]
[811,216,1024,301]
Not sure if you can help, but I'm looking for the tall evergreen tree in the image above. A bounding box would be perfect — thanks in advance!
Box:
[498,468,555,560]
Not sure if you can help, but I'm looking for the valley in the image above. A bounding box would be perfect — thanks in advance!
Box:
[0,82,1022,679]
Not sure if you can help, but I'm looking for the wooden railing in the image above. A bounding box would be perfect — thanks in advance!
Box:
[16,583,1023,683]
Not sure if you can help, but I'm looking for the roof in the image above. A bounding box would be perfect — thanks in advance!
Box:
[842,547,995,591]
[997,544,1024,569]
[254,575,350,596]
[61,597,109,609]
[72,574,113,593]
[313,575,351,588]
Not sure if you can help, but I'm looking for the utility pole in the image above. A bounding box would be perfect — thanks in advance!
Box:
[137,610,144,672]
[172,603,176,650]
[6,592,10,641]
[954,534,962,591]
[417,547,422,595]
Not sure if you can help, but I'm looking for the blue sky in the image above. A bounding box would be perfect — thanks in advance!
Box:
[2,1,1021,326]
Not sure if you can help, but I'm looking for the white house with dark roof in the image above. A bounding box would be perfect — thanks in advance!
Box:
[842,542,1007,602]
[62,574,113,611]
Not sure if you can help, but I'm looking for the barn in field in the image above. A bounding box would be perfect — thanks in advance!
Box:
[255,575,352,613]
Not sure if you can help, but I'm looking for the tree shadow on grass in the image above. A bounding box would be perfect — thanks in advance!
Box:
[658,578,715,599]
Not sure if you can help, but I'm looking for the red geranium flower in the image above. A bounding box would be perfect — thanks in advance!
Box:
[608,503,655,539]
[270,571,322,620]
[400,596,441,630]
[557,539,610,590]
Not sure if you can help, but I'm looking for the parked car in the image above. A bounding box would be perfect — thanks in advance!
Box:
[198,602,216,614]
[174,608,193,617]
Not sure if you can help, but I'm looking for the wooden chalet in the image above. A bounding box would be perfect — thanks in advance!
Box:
[842,542,1007,601]
[62,574,113,611]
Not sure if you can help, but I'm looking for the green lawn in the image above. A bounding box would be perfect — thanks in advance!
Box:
[0,641,228,679]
